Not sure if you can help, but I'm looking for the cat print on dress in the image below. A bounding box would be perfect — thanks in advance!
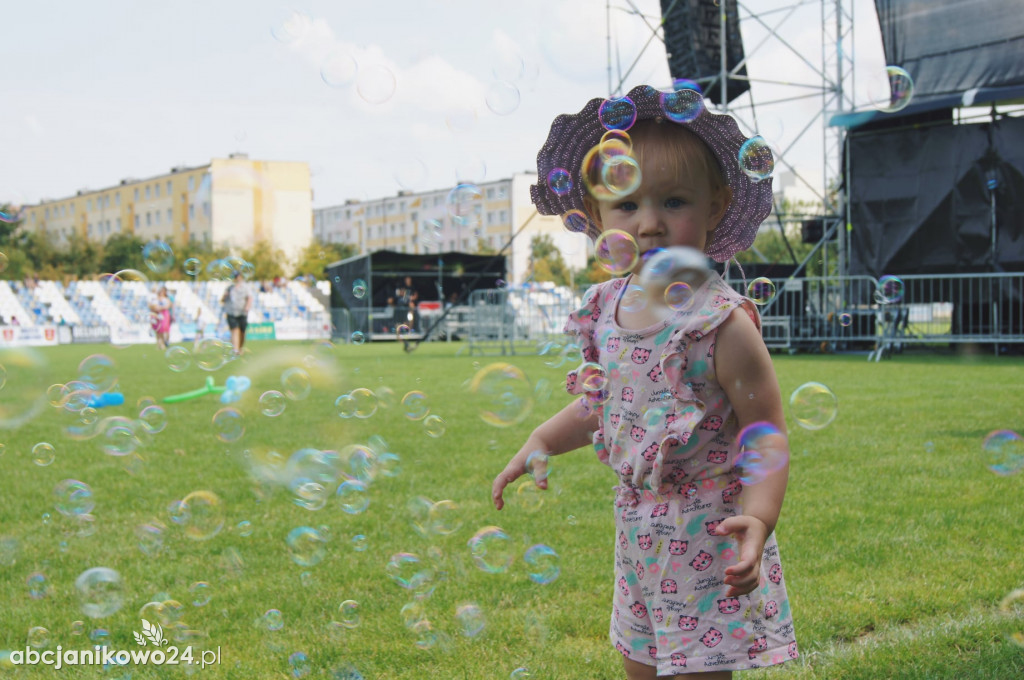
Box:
[607,336,621,352]
[668,539,688,555]
[661,578,678,594]
[768,563,782,584]
[700,415,723,431]
[630,425,646,442]
[641,442,660,461]
[621,386,633,402]
[630,601,648,619]
[690,550,713,571]
[764,600,778,618]
[631,347,652,364]
[722,479,742,503]
[670,652,687,668]
[637,533,653,550]
[650,503,669,518]
[707,450,728,464]
[700,628,723,648]
[647,364,663,382]
[678,615,699,631]
[652,607,664,623]
[747,636,768,659]
[704,518,723,535]
[583,345,600,362]
[717,597,741,614]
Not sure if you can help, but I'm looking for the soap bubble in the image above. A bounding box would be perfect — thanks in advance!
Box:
[212,408,245,442]
[468,526,514,574]
[78,354,117,392]
[876,275,904,304]
[356,63,396,105]
[143,240,175,273]
[32,442,55,466]
[259,390,286,417]
[336,480,370,514]
[998,588,1024,647]
[485,80,521,116]
[598,97,637,131]
[189,581,212,607]
[401,391,430,420]
[386,552,432,590]
[455,603,486,637]
[747,277,776,305]
[524,544,561,584]
[180,490,224,541]
[594,230,639,275]
[659,86,703,123]
[0,350,57,427]
[982,430,1024,476]
[165,346,192,372]
[873,65,915,113]
[789,382,838,430]
[352,279,367,299]
[183,258,202,276]
[333,600,360,629]
[286,526,327,567]
[27,572,49,599]
[75,567,124,618]
[423,414,447,437]
[261,608,284,632]
[281,367,312,401]
[738,136,774,182]
[546,168,573,196]
[54,479,94,517]
[469,363,534,427]
[737,421,789,485]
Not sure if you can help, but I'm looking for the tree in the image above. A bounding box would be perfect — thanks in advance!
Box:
[572,255,614,286]
[527,234,571,287]
[99,233,146,275]
[293,241,356,280]
[241,240,287,281]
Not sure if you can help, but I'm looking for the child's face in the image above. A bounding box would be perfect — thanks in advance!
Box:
[591,147,729,264]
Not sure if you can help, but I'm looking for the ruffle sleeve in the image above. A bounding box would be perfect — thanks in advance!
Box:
[563,283,604,396]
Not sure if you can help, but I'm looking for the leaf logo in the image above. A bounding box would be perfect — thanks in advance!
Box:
[133,631,147,646]
[140,618,168,646]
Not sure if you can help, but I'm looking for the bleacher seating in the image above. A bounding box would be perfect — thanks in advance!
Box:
[0,279,328,331]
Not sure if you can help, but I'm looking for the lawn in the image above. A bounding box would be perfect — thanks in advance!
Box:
[0,341,1022,679]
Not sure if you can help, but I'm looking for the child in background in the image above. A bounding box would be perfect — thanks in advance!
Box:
[492,85,797,678]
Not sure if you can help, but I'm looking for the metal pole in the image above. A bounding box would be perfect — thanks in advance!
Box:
[719,0,728,112]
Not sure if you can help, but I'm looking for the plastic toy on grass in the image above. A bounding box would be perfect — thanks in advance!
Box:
[85,393,125,409]
[162,377,227,404]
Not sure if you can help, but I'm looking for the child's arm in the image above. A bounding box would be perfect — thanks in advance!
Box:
[713,306,791,597]
[491,398,600,510]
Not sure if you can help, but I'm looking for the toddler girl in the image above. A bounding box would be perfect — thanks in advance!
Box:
[492,85,797,678]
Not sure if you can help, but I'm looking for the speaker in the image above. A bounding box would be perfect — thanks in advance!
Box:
[660,0,750,106]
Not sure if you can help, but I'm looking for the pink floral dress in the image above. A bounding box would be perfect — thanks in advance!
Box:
[564,273,798,675]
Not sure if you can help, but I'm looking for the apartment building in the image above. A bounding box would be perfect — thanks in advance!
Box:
[21,154,313,262]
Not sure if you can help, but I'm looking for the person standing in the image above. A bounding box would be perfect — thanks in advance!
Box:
[149,285,173,350]
[221,271,252,355]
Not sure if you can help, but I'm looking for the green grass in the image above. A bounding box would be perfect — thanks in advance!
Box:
[0,342,1022,679]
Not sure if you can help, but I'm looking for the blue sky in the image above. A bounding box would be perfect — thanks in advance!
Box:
[2,0,886,211]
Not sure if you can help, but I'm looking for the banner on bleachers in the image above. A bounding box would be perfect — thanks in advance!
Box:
[71,325,112,344]
[246,322,276,341]
[273,318,331,341]
[0,325,60,347]
[109,326,155,345]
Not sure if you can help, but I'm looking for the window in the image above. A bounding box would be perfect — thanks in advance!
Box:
[145,186,151,200]
[189,205,194,219]
[166,180,172,195]
[155,183,161,198]
[87,223,93,236]
[166,208,172,223]
[345,209,351,219]
[134,188,139,202]
[115,193,120,206]
[155,210,161,225]
[87,199,92,211]
[116,217,121,231]
[45,208,49,219]
[500,210,507,222]
[146,212,152,226]
[188,176,194,191]
[134,215,140,229]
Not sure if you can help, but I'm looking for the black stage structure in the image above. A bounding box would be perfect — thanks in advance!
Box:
[325,250,506,340]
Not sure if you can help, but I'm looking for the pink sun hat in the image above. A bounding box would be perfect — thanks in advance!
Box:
[530,84,774,263]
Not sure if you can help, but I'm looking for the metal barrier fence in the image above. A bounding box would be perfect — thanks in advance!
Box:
[465,287,578,356]
[721,271,1024,356]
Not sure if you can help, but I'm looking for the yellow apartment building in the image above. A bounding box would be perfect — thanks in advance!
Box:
[21,154,312,262]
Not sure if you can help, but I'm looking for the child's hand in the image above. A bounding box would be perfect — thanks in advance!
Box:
[491,448,548,510]
[714,515,769,597]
